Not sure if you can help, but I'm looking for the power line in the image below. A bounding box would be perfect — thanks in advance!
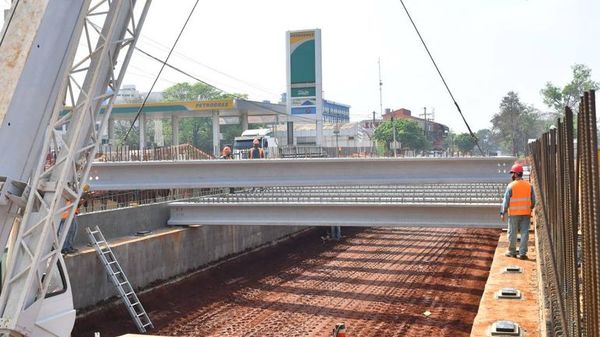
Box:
[0,0,19,48]
[138,35,281,97]
[134,48,317,124]
[124,0,201,141]
[135,47,227,93]
[398,0,484,156]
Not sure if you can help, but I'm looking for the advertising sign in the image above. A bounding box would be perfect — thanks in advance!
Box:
[286,29,322,130]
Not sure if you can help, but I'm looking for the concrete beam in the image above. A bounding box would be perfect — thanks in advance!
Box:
[167,202,503,228]
[88,157,516,190]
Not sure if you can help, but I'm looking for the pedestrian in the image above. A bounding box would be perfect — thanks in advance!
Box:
[219,146,235,193]
[219,146,233,159]
[500,163,536,259]
[248,138,265,159]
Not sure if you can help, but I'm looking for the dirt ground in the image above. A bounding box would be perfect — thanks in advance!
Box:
[73,227,500,337]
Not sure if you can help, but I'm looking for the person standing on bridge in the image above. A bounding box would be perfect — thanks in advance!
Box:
[219,146,233,159]
[500,163,536,259]
[248,138,265,159]
[219,146,235,193]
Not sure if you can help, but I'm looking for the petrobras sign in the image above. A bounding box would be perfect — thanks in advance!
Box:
[286,29,322,119]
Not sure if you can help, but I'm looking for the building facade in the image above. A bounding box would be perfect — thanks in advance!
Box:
[382,108,449,150]
[322,99,350,123]
[280,93,350,123]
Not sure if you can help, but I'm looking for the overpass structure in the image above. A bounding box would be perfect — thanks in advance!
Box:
[89,157,514,228]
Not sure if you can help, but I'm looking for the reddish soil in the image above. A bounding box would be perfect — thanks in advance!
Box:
[73,227,500,337]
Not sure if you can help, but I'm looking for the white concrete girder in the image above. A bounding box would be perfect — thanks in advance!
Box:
[167,202,503,228]
[88,157,516,190]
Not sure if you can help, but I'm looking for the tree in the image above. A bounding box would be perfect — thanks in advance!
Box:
[475,128,499,155]
[491,91,543,156]
[373,119,428,152]
[541,64,599,116]
[161,82,248,152]
[162,82,247,101]
[455,133,476,154]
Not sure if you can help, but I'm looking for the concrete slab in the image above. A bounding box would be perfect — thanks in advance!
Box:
[470,229,541,336]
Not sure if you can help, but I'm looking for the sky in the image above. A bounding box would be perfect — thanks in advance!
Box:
[2,0,599,133]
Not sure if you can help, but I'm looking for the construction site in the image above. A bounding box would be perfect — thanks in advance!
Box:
[1,1,599,337]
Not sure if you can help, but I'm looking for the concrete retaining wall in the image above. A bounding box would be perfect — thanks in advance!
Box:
[66,224,304,309]
[74,202,172,246]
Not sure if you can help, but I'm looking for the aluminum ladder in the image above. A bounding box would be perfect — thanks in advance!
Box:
[86,226,153,332]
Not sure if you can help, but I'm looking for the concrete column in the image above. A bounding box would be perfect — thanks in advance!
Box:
[212,111,220,157]
[287,121,294,146]
[154,119,164,147]
[240,110,248,131]
[107,117,114,145]
[139,113,145,152]
[171,115,179,146]
[316,119,323,146]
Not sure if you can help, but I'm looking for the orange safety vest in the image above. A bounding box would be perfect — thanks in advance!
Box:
[61,200,79,220]
[508,180,532,216]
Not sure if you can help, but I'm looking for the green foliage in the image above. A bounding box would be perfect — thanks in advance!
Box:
[162,82,247,101]
[455,133,477,154]
[541,64,599,116]
[491,91,544,156]
[113,120,140,148]
[161,82,248,152]
[373,119,428,151]
[475,128,499,155]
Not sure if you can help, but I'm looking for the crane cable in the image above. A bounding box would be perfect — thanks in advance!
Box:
[398,0,484,155]
[135,47,318,124]
[124,0,201,141]
[0,0,20,48]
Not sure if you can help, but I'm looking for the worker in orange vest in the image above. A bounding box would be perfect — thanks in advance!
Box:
[59,184,90,254]
[500,163,536,259]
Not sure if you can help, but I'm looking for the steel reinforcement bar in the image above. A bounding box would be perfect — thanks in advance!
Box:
[529,90,599,337]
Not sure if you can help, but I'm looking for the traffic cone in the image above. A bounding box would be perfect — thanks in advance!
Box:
[332,323,346,337]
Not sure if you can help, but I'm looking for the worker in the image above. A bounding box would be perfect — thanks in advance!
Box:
[219,146,235,193]
[248,138,265,159]
[500,163,536,259]
[219,146,233,159]
[59,184,90,254]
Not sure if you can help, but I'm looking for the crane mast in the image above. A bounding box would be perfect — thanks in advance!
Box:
[0,1,151,336]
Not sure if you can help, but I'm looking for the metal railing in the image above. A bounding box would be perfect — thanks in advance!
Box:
[529,90,599,337]
[79,188,226,213]
[96,143,213,162]
[193,184,504,205]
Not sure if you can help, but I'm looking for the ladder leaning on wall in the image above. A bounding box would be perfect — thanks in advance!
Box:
[86,226,154,333]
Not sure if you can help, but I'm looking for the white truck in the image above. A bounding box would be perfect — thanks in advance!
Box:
[233,128,279,159]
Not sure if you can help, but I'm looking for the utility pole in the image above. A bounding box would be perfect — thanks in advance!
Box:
[420,107,434,142]
[378,58,383,118]
[391,116,397,158]
[372,110,377,157]
[420,107,428,138]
